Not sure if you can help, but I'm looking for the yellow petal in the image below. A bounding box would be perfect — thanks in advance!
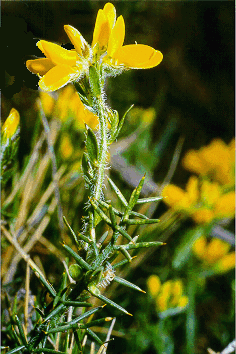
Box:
[169,280,183,307]
[201,180,220,206]
[162,184,186,208]
[56,85,76,121]
[214,191,235,218]
[60,134,74,159]
[40,91,55,116]
[103,2,116,30]
[192,236,207,260]
[38,65,76,92]
[92,9,110,49]
[37,40,77,67]
[157,281,172,312]
[107,15,125,57]
[182,150,209,175]
[206,238,230,265]
[215,252,235,273]
[139,49,164,69]
[192,208,214,224]
[26,58,55,76]
[64,25,84,56]
[114,44,163,69]
[147,275,161,297]
[186,176,199,204]
[171,280,183,297]
[178,296,189,308]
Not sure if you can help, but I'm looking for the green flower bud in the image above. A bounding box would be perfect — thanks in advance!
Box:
[69,264,83,281]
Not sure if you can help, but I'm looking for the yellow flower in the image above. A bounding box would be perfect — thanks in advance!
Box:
[182,139,235,186]
[214,191,235,218]
[186,176,199,205]
[162,175,235,224]
[92,2,116,52]
[60,134,74,160]
[214,252,235,273]
[40,91,55,116]
[162,184,188,209]
[157,280,172,312]
[147,275,161,297]
[192,209,215,224]
[149,278,188,313]
[182,150,209,176]
[193,236,234,273]
[192,236,207,259]
[26,3,163,92]
[56,85,99,129]
[162,176,199,212]
[102,8,163,69]
[169,280,183,307]
[205,238,231,264]
[26,35,90,92]
[2,108,20,141]
[201,180,221,207]
[178,296,189,308]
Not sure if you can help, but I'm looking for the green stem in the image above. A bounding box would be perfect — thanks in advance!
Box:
[94,97,108,202]
[186,273,197,353]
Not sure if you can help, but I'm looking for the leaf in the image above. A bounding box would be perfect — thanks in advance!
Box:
[113,104,134,141]
[60,300,92,307]
[89,198,112,225]
[114,241,165,251]
[46,307,103,334]
[33,349,67,353]
[108,110,119,144]
[81,152,91,179]
[115,225,133,243]
[86,328,103,345]
[32,268,57,297]
[62,243,92,271]
[123,218,160,225]
[123,175,145,220]
[114,276,145,293]
[92,293,132,316]
[136,196,163,204]
[5,345,26,354]
[86,126,99,166]
[14,315,28,348]
[107,176,128,207]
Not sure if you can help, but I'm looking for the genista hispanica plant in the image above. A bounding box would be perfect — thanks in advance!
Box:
[2,3,163,353]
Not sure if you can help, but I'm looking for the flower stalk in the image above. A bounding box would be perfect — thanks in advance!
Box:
[93,96,108,202]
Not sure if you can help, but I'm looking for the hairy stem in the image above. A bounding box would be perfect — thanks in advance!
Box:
[94,97,108,202]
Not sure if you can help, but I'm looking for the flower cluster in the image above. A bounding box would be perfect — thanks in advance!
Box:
[192,236,235,274]
[26,2,163,92]
[162,139,235,224]
[147,275,188,313]
[162,176,235,223]
[182,138,235,187]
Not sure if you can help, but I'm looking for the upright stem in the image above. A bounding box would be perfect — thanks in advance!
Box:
[186,272,197,353]
[94,97,108,201]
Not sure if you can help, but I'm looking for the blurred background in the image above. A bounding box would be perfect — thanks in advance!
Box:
[1,1,235,354]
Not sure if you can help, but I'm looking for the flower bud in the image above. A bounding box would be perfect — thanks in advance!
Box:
[69,264,83,281]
